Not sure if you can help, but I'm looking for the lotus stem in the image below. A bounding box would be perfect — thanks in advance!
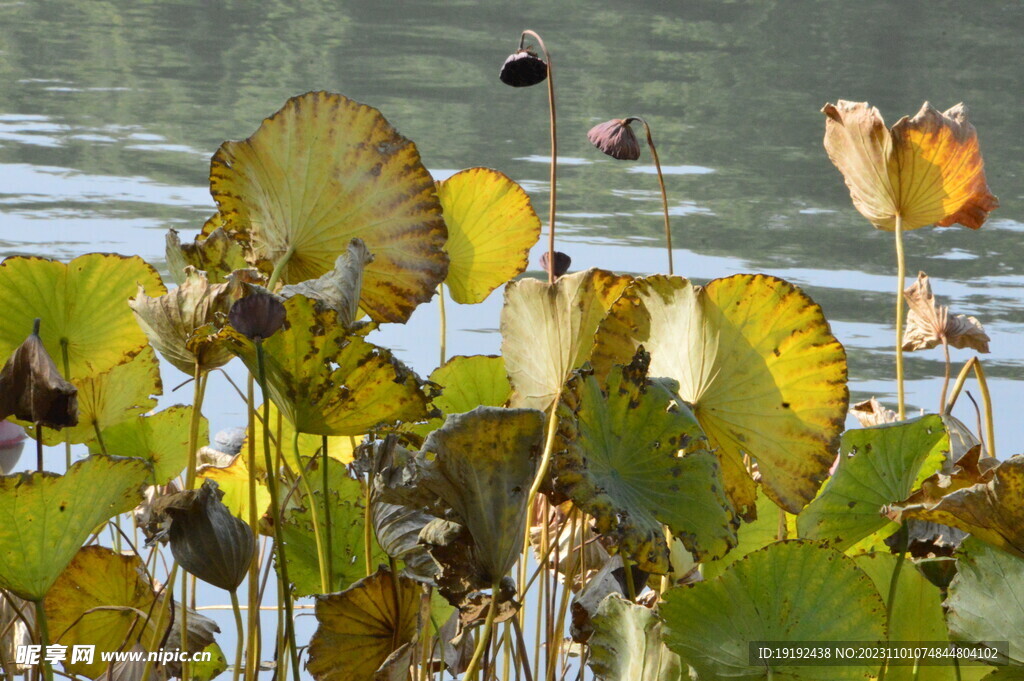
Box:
[180,570,191,680]
[940,340,952,414]
[622,556,638,602]
[388,558,402,651]
[548,522,578,681]
[60,339,72,469]
[92,421,108,456]
[625,117,672,275]
[943,357,996,457]
[185,362,207,489]
[322,435,333,588]
[230,589,244,681]
[520,30,557,285]
[463,580,503,680]
[512,615,534,681]
[438,283,447,366]
[364,477,374,576]
[878,526,909,681]
[524,403,560,532]
[255,340,301,681]
[894,214,906,420]
[266,246,295,291]
[141,563,179,681]
[34,425,42,472]
[34,600,53,681]
[245,376,261,681]
[294,431,329,594]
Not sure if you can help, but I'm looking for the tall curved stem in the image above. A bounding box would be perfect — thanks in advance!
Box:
[894,214,906,419]
[521,30,557,284]
[627,117,673,275]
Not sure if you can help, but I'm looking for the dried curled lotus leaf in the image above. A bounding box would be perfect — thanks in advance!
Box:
[592,274,848,518]
[501,268,631,412]
[0,455,151,600]
[822,100,998,231]
[0,324,77,428]
[660,541,887,680]
[209,90,448,323]
[797,415,949,552]
[165,226,251,286]
[307,568,420,681]
[587,594,682,681]
[279,238,372,326]
[902,272,990,353]
[436,167,541,304]
[554,349,737,573]
[0,254,165,379]
[220,295,431,436]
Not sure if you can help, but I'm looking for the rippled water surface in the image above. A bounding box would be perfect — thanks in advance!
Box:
[2,0,1023,672]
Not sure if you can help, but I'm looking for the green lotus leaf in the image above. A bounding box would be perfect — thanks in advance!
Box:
[0,254,165,379]
[592,274,849,518]
[891,455,1024,560]
[281,455,385,596]
[189,642,228,681]
[210,90,448,323]
[130,267,259,375]
[436,167,541,304]
[981,669,1024,680]
[588,594,683,681]
[307,567,420,681]
[946,537,1024,666]
[0,455,151,600]
[554,348,737,573]
[25,345,162,446]
[221,295,431,436]
[702,491,796,581]
[660,540,886,680]
[166,226,251,286]
[501,268,631,412]
[279,238,371,326]
[197,454,270,524]
[44,546,169,679]
[798,415,949,551]
[408,355,511,438]
[90,405,207,485]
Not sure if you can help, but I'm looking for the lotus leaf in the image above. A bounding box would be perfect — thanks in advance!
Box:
[501,268,631,411]
[981,670,1024,680]
[946,537,1024,665]
[660,541,886,680]
[220,295,431,436]
[554,348,737,572]
[436,167,541,304]
[130,267,259,375]
[407,354,511,438]
[588,594,683,681]
[279,238,371,326]
[247,400,356,474]
[798,415,949,551]
[702,491,796,581]
[197,453,270,523]
[822,100,998,231]
[891,455,1024,560]
[209,90,447,322]
[307,567,420,681]
[0,455,150,600]
[166,226,251,286]
[27,345,162,446]
[44,546,168,678]
[0,254,165,379]
[592,274,848,518]
[902,272,990,353]
[91,405,207,485]
[281,455,385,596]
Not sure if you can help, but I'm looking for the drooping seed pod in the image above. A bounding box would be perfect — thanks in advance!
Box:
[587,119,641,161]
[539,251,571,279]
[228,292,286,341]
[499,49,548,87]
[0,319,77,428]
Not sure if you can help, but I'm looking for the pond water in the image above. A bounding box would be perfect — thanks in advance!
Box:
[1,0,1021,672]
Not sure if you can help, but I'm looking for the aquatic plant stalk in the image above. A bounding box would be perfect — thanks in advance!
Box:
[294,431,329,594]
[463,579,503,680]
[34,600,53,681]
[438,283,447,366]
[230,589,244,681]
[265,246,295,291]
[60,340,72,469]
[940,341,952,414]
[625,117,672,274]
[877,526,909,681]
[185,362,208,489]
[322,435,333,588]
[894,215,906,419]
[944,357,995,457]
[245,376,261,681]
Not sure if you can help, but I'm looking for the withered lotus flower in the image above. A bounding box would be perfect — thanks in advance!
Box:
[822,100,998,231]
[539,250,571,279]
[161,479,256,592]
[850,398,898,428]
[902,272,990,353]
[499,49,547,87]
[587,119,641,161]
[0,319,77,428]
[228,291,286,341]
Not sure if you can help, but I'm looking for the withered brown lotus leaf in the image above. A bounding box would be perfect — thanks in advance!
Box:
[499,49,547,87]
[902,271,990,353]
[822,100,998,231]
[228,291,286,341]
[166,225,253,286]
[162,479,256,591]
[850,397,897,427]
[539,250,571,279]
[279,238,371,327]
[0,320,77,428]
[587,119,641,161]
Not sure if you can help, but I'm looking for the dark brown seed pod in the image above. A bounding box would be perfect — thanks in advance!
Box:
[0,319,77,428]
[499,49,548,87]
[228,292,286,341]
[540,251,571,279]
[163,479,256,592]
[587,119,641,161]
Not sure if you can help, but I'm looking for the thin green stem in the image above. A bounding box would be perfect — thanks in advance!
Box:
[894,214,906,420]
[322,435,333,589]
[294,430,329,594]
[230,590,244,681]
[523,404,560,536]
[438,283,447,366]
[245,376,261,681]
[60,340,72,469]
[463,581,503,680]
[185,364,207,489]
[878,527,909,681]
[943,357,996,457]
[364,478,374,576]
[265,246,295,291]
[34,600,53,681]
[940,340,952,413]
[92,422,108,456]
[627,117,672,275]
[622,556,638,602]
[520,30,557,284]
[180,570,191,681]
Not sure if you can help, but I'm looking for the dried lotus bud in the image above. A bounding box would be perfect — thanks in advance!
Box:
[228,292,286,341]
[587,119,641,161]
[0,319,77,428]
[499,49,548,87]
[539,251,571,279]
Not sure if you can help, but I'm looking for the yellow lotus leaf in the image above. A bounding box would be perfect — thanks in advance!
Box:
[592,274,848,518]
[210,90,448,323]
[822,100,998,231]
[0,254,165,379]
[247,400,356,475]
[165,226,251,286]
[0,455,151,600]
[436,167,541,304]
[45,546,169,678]
[25,345,162,446]
[501,268,631,412]
[307,567,420,681]
[197,453,270,522]
[91,405,208,485]
[220,295,431,436]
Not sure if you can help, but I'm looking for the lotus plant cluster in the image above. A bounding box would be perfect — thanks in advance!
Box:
[0,31,1018,681]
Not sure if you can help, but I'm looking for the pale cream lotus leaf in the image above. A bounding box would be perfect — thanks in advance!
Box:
[850,397,898,427]
[279,238,371,326]
[902,271,990,353]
